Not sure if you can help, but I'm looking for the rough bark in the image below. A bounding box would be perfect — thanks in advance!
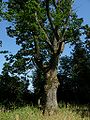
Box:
[43,69,59,115]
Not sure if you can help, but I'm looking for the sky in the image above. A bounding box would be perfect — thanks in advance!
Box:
[0,0,90,74]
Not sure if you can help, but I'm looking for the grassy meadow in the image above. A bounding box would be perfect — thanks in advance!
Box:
[0,104,90,120]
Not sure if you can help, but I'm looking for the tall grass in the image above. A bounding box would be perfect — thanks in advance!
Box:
[0,105,89,120]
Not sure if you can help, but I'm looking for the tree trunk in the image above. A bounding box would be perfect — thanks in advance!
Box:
[43,69,59,115]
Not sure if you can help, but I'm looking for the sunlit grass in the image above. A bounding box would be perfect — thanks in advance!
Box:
[0,104,90,120]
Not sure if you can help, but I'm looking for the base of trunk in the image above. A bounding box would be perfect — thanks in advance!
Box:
[43,81,59,115]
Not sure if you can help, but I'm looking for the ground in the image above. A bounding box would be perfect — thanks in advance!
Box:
[0,104,90,120]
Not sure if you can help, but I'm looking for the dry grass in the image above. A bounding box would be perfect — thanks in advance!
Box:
[0,105,90,120]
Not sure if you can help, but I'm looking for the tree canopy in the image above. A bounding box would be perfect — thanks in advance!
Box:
[3,0,85,74]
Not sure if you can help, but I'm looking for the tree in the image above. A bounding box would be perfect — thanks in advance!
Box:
[71,41,90,103]
[57,40,90,105]
[0,67,30,108]
[0,0,2,20]
[57,56,73,106]
[3,0,86,114]
[0,0,2,46]
[0,1,9,51]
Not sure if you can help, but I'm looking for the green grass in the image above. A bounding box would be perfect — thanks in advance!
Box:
[0,105,90,120]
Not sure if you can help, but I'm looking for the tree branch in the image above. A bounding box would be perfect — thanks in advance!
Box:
[46,0,54,31]
[34,38,44,71]
[46,0,59,42]
[35,12,54,53]
[56,9,71,55]
[52,0,57,9]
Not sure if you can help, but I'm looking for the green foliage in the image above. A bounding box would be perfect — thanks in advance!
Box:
[58,56,72,77]
[1,0,85,75]
[71,41,90,102]
[0,0,2,21]
[32,68,46,105]
[0,72,30,108]
[0,1,2,46]
[58,40,90,103]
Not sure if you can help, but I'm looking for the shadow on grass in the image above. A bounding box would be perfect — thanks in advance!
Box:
[58,102,90,118]
[70,103,90,118]
[0,102,33,113]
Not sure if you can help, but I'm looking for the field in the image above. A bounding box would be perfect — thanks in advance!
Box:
[0,104,90,120]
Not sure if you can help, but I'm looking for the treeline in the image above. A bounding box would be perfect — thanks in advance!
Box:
[0,40,90,108]
[0,72,33,108]
[57,41,90,105]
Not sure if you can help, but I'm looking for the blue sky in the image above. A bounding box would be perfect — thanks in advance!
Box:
[0,0,90,74]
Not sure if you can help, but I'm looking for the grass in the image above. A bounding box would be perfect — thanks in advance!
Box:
[0,104,90,120]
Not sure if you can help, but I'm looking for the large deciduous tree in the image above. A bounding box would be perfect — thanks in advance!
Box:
[3,0,86,114]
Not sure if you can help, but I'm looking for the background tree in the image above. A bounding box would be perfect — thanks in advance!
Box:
[32,68,46,107]
[57,40,90,105]
[57,56,73,107]
[71,40,90,104]
[2,0,87,114]
[0,63,32,108]
[0,0,2,47]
